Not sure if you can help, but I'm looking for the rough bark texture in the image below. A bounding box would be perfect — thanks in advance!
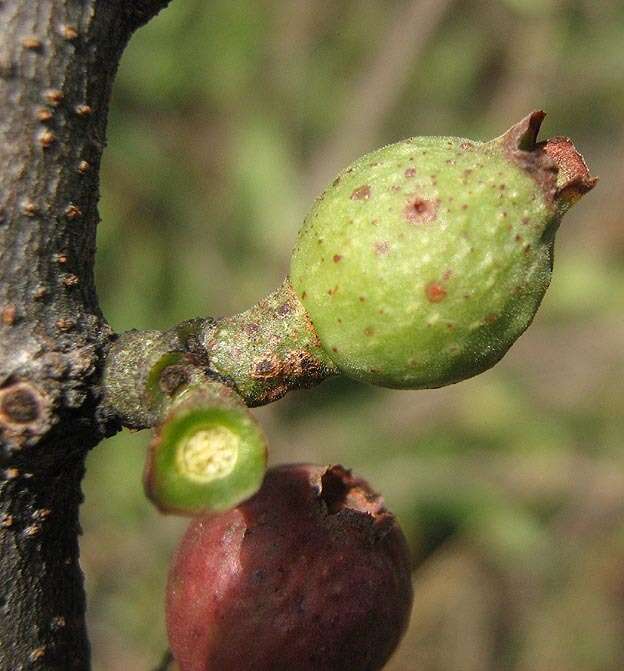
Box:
[0,2,171,669]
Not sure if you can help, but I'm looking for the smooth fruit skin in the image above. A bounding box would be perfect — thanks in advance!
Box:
[289,113,594,388]
[166,464,413,671]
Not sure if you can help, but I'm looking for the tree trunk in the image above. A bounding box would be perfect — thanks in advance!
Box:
[0,2,171,668]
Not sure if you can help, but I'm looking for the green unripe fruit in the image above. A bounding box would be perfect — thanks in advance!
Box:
[290,112,595,388]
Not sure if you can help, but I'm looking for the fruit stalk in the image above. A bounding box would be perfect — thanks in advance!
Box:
[144,382,268,515]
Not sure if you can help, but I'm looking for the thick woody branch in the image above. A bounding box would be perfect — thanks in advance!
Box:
[0,1,170,668]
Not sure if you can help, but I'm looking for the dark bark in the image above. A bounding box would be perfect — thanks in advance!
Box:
[0,1,170,669]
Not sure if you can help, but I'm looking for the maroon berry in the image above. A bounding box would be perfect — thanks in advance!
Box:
[166,463,413,671]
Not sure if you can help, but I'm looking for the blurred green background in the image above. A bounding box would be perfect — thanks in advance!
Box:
[83,1,624,668]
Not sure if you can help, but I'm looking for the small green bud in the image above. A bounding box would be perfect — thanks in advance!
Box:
[144,384,268,515]
[290,112,596,388]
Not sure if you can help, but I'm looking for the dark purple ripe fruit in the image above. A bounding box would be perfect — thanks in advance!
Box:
[166,464,413,671]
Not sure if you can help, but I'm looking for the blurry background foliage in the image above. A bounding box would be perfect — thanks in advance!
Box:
[85,0,624,668]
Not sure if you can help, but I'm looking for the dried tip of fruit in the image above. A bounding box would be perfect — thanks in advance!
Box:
[498,110,597,210]
[539,135,598,208]
[144,397,267,516]
[503,109,547,151]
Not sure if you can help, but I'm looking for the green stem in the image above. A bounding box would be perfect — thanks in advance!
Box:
[203,279,337,407]
[144,383,267,515]
[103,280,337,428]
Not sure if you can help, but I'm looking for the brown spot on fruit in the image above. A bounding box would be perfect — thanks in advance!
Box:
[425,281,447,303]
[404,197,438,224]
[364,327,375,337]
[351,185,371,201]
[276,302,292,317]
[484,314,498,324]
[460,142,474,150]
[374,241,390,255]
[404,167,417,178]
[332,254,342,263]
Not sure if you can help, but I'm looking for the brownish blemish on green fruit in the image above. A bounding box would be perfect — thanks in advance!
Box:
[404,167,417,178]
[374,241,390,255]
[405,197,438,223]
[332,254,342,263]
[351,185,371,201]
[425,281,447,303]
